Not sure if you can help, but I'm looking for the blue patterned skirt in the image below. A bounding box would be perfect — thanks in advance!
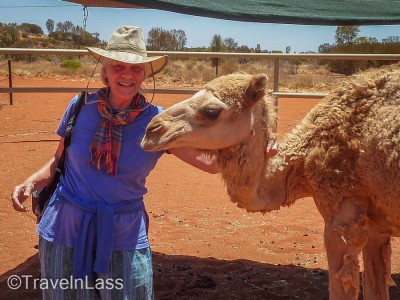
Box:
[39,237,153,300]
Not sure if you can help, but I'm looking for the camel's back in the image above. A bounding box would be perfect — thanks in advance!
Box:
[295,66,400,231]
[301,66,400,151]
[284,66,399,151]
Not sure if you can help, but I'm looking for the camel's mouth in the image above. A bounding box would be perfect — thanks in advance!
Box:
[141,116,189,151]
[141,132,180,151]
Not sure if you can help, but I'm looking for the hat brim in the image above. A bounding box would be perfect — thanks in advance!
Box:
[87,47,168,76]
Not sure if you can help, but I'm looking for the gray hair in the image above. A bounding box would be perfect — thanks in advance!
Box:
[99,58,110,86]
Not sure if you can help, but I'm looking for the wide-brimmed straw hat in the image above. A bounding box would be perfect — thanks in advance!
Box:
[87,26,168,77]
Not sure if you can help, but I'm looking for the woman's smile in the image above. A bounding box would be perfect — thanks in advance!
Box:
[105,61,146,108]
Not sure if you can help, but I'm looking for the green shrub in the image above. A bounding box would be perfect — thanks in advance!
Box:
[61,60,81,69]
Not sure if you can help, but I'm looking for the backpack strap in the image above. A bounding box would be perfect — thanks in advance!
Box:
[58,91,87,174]
[64,91,87,148]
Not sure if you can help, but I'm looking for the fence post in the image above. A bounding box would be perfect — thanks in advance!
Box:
[273,58,280,93]
[8,59,13,105]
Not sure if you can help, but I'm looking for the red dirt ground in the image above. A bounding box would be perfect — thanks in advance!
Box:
[0,78,399,299]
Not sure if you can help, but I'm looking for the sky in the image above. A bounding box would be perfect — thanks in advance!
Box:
[1,0,400,53]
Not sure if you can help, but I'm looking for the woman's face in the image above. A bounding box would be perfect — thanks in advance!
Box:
[104,60,146,103]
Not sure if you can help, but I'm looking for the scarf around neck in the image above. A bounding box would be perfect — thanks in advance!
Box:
[89,87,150,175]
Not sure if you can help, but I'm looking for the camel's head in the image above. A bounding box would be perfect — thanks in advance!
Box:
[141,72,268,151]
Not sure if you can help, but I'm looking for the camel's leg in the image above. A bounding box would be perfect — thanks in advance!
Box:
[362,222,394,300]
[322,199,368,300]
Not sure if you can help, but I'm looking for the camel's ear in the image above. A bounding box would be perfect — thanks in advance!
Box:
[243,74,268,107]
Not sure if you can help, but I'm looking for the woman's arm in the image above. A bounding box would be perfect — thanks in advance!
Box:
[169,138,278,174]
[168,147,220,174]
[11,138,65,212]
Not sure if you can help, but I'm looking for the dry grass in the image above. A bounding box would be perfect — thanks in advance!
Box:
[0,57,98,80]
[0,57,347,93]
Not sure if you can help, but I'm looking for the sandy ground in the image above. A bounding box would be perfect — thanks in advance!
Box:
[0,78,399,299]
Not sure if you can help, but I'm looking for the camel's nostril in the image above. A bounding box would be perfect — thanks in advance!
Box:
[147,122,166,135]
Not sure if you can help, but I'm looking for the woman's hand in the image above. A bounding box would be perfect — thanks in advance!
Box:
[265,138,278,158]
[11,138,64,213]
[11,180,35,212]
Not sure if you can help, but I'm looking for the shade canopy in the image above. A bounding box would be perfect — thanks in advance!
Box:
[65,0,400,26]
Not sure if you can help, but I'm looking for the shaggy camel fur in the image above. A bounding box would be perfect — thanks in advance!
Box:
[141,68,400,299]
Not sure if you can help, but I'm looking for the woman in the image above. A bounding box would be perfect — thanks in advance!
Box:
[11,26,276,299]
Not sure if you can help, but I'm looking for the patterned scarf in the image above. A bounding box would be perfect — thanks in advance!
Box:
[89,87,149,175]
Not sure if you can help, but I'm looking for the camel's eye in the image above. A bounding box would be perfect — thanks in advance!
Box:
[201,107,222,121]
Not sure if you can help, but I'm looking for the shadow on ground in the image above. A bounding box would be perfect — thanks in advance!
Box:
[1,252,399,300]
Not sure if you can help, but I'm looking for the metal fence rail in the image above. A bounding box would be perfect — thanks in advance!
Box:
[0,87,198,94]
[2,48,400,60]
[1,48,400,103]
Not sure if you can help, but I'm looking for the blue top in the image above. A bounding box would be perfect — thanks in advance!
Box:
[37,92,164,277]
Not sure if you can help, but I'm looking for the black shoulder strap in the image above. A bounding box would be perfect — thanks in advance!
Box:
[64,91,86,148]
[58,91,87,173]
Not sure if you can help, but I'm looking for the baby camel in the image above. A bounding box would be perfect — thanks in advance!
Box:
[141,69,400,299]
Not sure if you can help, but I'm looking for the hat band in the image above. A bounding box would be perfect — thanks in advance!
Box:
[106,44,147,56]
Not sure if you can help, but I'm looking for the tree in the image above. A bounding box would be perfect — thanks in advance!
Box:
[236,45,251,52]
[53,21,76,41]
[170,29,187,50]
[0,28,13,47]
[319,29,400,75]
[68,25,101,47]
[223,37,238,52]
[18,23,43,35]
[318,43,333,53]
[147,27,186,51]
[0,23,19,46]
[147,27,168,50]
[331,26,372,75]
[209,34,225,76]
[356,36,378,44]
[210,34,225,53]
[46,19,54,34]
[92,32,100,40]
[382,36,400,44]
[56,21,74,34]
[335,25,360,45]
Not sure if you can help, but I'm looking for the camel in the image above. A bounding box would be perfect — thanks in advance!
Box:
[141,67,400,299]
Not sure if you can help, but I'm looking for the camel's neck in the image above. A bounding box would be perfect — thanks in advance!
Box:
[262,133,312,210]
[216,100,312,213]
